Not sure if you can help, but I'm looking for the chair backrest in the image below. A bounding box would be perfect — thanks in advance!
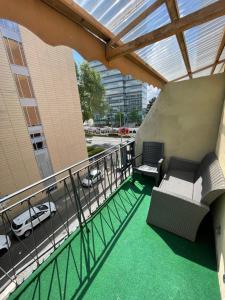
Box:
[194,152,225,205]
[142,142,164,165]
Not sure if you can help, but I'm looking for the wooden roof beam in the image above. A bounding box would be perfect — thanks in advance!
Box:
[109,0,164,46]
[166,0,192,78]
[106,0,225,60]
[211,29,225,74]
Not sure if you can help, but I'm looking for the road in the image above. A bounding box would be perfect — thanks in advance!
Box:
[86,136,132,148]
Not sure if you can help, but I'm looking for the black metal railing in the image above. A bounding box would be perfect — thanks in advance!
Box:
[0,140,135,297]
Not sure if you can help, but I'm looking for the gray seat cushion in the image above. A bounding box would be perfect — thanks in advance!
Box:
[135,164,158,174]
[160,170,195,199]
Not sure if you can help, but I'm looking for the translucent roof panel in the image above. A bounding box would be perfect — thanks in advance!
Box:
[137,35,187,81]
[177,0,219,17]
[192,68,212,78]
[74,0,157,35]
[122,4,170,43]
[220,47,225,60]
[184,16,225,72]
[74,0,225,83]
[214,62,225,73]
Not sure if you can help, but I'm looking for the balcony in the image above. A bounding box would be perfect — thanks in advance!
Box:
[0,141,220,299]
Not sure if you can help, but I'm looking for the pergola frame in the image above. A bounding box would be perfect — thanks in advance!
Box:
[0,0,224,87]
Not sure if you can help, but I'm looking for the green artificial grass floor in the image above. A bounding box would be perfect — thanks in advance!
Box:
[9,176,220,300]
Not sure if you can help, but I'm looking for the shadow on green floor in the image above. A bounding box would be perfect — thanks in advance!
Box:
[9,175,219,300]
[150,212,217,271]
[10,177,151,300]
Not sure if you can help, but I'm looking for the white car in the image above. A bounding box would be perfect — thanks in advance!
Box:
[82,169,103,187]
[11,202,56,238]
[0,235,11,256]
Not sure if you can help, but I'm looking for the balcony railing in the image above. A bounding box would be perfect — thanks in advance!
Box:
[0,140,135,297]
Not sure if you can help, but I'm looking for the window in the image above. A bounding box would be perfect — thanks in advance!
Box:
[14,75,34,98]
[3,38,27,66]
[33,141,45,151]
[23,106,41,127]
[30,133,41,139]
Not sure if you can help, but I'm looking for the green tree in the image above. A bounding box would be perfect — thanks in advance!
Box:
[145,97,156,115]
[77,62,107,121]
[115,112,124,127]
[128,109,142,125]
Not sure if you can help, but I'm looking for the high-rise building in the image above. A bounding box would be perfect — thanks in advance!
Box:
[89,61,148,126]
[0,19,87,197]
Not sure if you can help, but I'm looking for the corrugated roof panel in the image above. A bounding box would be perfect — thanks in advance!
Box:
[122,3,170,43]
[74,0,158,34]
[214,62,225,73]
[137,35,187,81]
[184,16,225,72]
[177,0,219,17]
[192,68,212,78]
[220,47,225,60]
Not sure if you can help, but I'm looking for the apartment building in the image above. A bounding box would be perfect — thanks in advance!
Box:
[0,19,87,197]
[89,61,148,126]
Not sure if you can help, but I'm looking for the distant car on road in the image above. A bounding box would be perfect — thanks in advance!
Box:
[86,138,92,144]
[82,169,103,187]
[11,202,56,238]
[0,235,11,256]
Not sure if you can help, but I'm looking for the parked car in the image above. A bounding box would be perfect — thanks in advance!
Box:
[86,138,92,144]
[11,202,56,238]
[0,235,11,256]
[82,169,103,187]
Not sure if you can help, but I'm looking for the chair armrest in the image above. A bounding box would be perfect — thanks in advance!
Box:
[157,158,164,170]
[158,158,164,164]
[168,156,199,173]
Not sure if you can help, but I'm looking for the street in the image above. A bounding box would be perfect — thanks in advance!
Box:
[86,136,132,148]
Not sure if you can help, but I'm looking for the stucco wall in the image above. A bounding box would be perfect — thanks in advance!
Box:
[215,99,225,299]
[136,73,225,165]
[136,73,225,298]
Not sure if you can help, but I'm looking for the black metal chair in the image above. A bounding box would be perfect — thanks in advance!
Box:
[132,141,164,185]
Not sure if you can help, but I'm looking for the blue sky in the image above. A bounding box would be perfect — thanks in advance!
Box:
[73,50,84,67]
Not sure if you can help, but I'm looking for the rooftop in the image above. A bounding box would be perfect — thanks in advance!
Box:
[9,175,219,300]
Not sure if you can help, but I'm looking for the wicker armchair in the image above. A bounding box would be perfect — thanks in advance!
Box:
[133,141,164,186]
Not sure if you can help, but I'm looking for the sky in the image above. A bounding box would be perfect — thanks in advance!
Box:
[73,50,84,67]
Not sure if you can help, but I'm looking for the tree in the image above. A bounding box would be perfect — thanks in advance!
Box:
[128,109,142,125]
[77,62,107,121]
[115,112,124,127]
[145,97,156,115]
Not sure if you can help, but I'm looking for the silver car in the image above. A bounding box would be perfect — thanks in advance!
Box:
[82,169,103,187]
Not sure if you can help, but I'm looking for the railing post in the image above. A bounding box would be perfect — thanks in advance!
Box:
[69,169,89,233]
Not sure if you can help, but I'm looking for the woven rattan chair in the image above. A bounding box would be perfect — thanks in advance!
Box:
[133,141,164,186]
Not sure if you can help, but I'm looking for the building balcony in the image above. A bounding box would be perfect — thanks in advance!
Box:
[0,140,221,299]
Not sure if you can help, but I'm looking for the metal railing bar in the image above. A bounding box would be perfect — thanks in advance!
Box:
[1,142,133,204]
[0,141,134,215]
